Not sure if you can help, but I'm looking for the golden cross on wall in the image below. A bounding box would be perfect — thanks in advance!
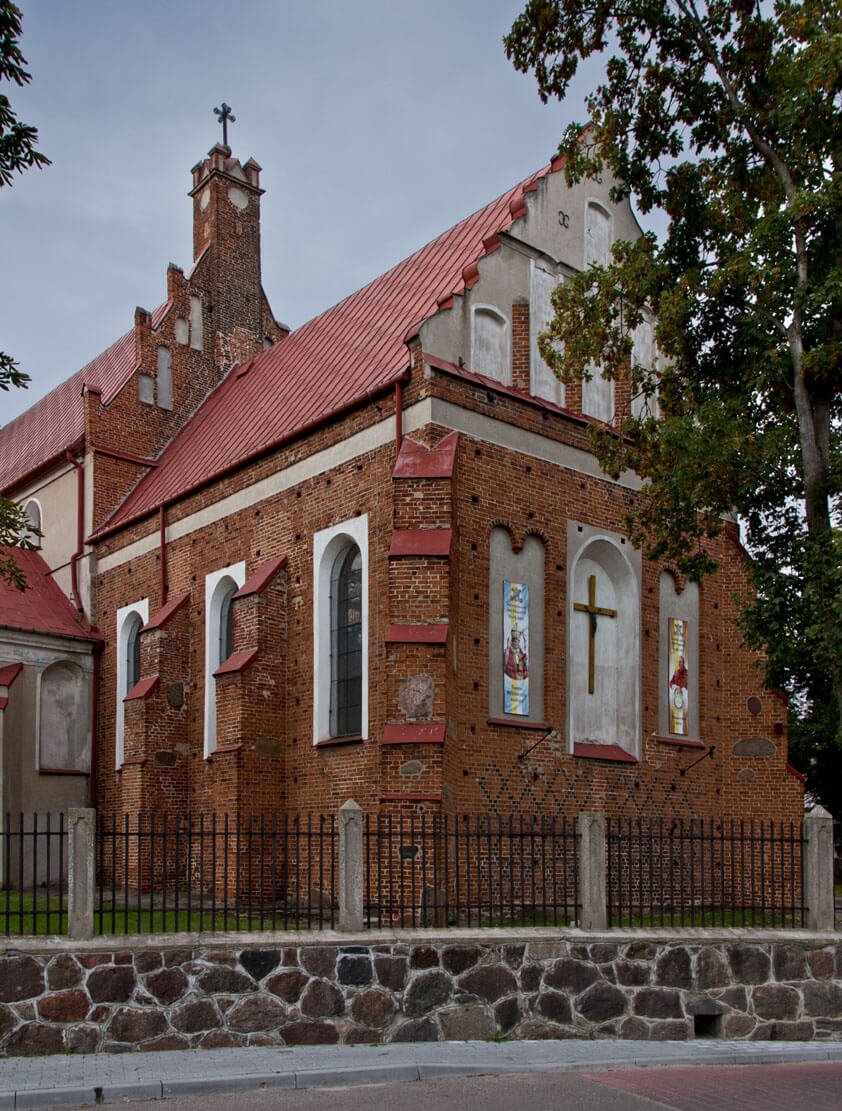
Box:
[573,574,617,695]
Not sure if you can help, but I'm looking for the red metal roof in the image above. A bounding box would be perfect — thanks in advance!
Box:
[0,303,168,493]
[0,548,97,641]
[97,160,559,536]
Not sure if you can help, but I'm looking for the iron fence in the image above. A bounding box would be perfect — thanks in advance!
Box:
[364,812,580,928]
[96,812,337,934]
[0,812,66,936]
[606,817,805,928]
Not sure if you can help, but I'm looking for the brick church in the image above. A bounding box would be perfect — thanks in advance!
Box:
[0,138,804,828]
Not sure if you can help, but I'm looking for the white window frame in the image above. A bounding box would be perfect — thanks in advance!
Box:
[313,514,369,744]
[204,561,246,758]
[115,597,149,769]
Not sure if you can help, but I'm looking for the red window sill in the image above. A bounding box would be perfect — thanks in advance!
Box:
[655,735,705,749]
[487,718,552,731]
[315,735,364,748]
[207,743,243,760]
[39,767,90,777]
[573,742,637,764]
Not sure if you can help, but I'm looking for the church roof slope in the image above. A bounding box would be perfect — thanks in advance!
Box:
[98,160,558,535]
[0,303,169,493]
[0,548,97,641]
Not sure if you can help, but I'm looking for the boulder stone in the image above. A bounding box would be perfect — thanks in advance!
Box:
[772,944,806,982]
[172,999,220,1033]
[615,962,649,987]
[808,950,835,980]
[300,947,337,978]
[65,1025,100,1054]
[88,965,136,1003]
[145,968,188,1005]
[351,988,395,1028]
[514,1018,579,1040]
[301,979,345,1018]
[337,955,372,986]
[281,1020,339,1045]
[727,945,770,985]
[723,1013,757,1038]
[38,989,90,1023]
[346,1027,382,1044]
[655,948,691,989]
[0,1003,17,1039]
[135,953,163,975]
[410,946,439,969]
[695,948,728,989]
[392,1018,439,1042]
[375,955,407,991]
[625,942,657,961]
[457,965,517,1003]
[5,1023,64,1056]
[227,994,287,1032]
[589,944,619,963]
[404,971,452,1017]
[803,980,842,1017]
[648,1020,689,1040]
[752,984,799,1020]
[141,1033,191,1052]
[619,1017,651,1040]
[240,949,281,982]
[197,967,256,995]
[46,955,83,990]
[633,988,683,1019]
[495,996,520,1034]
[266,970,309,1003]
[442,947,480,976]
[537,990,573,1025]
[199,1029,245,1049]
[439,1004,494,1041]
[520,964,542,993]
[578,982,627,1022]
[107,1008,167,1043]
[544,958,600,994]
[716,986,748,1011]
[0,956,44,1002]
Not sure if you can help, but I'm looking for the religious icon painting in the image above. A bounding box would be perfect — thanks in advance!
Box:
[503,580,529,715]
[668,617,689,735]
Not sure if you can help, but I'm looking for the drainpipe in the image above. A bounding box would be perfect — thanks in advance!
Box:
[65,450,85,616]
[394,379,403,457]
[159,504,168,604]
[89,642,103,808]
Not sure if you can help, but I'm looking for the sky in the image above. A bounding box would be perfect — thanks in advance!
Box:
[1,0,604,425]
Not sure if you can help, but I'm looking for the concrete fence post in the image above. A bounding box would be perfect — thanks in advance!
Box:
[578,811,607,930]
[67,807,96,939]
[803,804,835,932]
[338,799,364,931]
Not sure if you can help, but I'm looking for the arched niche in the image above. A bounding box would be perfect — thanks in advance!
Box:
[39,660,90,772]
[568,534,640,755]
[488,527,545,723]
[471,305,510,385]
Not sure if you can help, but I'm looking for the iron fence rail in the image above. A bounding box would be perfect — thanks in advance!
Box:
[95,812,337,934]
[606,817,805,928]
[364,812,579,928]
[0,812,66,935]
[0,810,812,936]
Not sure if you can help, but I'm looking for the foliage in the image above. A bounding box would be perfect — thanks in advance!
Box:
[506,1,842,807]
[1,1,49,587]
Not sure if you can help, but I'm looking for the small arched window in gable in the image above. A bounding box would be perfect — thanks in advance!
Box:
[584,201,613,269]
[22,499,42,547]
[330,543,363,737]
[471,306,510,385]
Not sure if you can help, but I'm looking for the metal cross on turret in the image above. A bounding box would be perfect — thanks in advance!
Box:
[213,103,236,147]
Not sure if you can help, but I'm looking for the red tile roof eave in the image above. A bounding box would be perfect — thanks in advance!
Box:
[90,366,411,542]
[0,620,98,644]
[1,438,85,498]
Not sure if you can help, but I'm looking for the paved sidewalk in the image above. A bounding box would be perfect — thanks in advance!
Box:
[2,1039,842,1109]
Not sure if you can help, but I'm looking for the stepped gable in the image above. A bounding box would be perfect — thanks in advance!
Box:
[94,159,563,537]
[0,302,169,493]
[0,548,97,640]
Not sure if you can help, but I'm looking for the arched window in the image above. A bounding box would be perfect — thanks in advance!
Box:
[125,613,143,693]
[313,514,369,744]
[115,598,149,768]
[471,305,510,385]
[204,562,245,756]
[330,543,363,737]
[22,499,42,547]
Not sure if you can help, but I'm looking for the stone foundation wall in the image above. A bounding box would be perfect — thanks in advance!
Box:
[0,929,840,1056]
